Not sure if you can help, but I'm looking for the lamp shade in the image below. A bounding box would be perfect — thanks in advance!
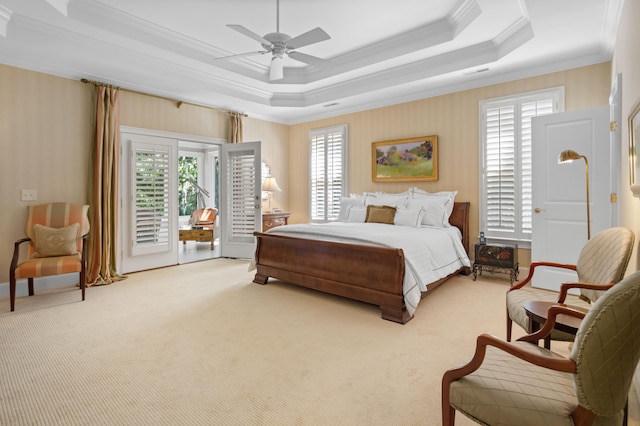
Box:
[558,149,582,163]
[262,176,282,192]
[269,56,284,81]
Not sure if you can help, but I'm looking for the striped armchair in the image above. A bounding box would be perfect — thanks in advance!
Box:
[506,227,634,342]
[9,202,90,311]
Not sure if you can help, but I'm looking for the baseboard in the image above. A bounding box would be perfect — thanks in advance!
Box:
[0,274,79,300]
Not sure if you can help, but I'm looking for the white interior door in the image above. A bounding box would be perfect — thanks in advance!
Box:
[220,141,262,258]
[120,132,178,273]
[531,105,612,290]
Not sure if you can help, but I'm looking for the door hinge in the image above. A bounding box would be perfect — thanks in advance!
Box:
[610,121,618,131]
[611,193,618,203]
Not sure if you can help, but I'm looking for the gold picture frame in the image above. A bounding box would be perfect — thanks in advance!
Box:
[629,99,640,197]
[372,135,438,182]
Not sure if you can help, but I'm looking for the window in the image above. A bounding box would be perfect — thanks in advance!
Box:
[479,88,563,245]
[309,124,348,222]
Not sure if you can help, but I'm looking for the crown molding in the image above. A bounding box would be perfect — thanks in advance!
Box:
[0,4,12,38]
[44,0,68,16]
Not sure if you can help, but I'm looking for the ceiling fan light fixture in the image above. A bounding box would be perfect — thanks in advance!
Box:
[270,55,284,80]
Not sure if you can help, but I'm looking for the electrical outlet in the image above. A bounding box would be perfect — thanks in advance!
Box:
[21,189,37,201]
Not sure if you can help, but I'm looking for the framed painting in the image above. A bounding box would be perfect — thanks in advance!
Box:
[372,135,438,182]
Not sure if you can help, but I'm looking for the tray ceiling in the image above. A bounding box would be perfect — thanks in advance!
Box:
[0,0,624,124]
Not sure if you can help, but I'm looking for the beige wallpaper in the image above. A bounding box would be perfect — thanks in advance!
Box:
[0,67,288,284]
[0,60,618,285]
[287,63,612,265]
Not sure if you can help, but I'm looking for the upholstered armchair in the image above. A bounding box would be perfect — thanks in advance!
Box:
[443,270,640,425]
[189,207,217,229]
[9,202,90,311]
[506,227,634,342]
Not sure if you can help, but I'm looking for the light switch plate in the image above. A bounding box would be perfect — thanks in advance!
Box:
[21,189,37,201]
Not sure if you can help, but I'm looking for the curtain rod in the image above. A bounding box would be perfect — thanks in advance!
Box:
[80,78,247,117]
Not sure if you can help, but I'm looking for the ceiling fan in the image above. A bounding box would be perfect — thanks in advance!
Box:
[218,0,331,81]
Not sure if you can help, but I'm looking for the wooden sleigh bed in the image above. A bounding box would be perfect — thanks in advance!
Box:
[252,202,471,324]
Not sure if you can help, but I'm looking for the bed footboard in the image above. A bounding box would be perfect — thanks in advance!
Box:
[253,232,410,323]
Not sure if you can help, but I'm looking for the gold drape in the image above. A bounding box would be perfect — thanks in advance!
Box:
[229,112,244,143]
[87,86,125,285]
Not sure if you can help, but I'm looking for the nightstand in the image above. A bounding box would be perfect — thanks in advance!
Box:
[262,211,290,231]
[472,243,519,284]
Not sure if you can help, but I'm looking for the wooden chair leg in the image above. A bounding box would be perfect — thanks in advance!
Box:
[79,270,86,301]
[442,377,456,425]
[507,315,513,341]
[28,278,34,296]
[9,276,16,312]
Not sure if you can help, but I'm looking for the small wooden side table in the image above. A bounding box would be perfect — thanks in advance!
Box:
[524,300,587,349]
[262,211,290,232]
[179,228,214,250]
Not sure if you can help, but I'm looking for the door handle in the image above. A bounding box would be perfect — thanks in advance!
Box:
[534,208,543,213]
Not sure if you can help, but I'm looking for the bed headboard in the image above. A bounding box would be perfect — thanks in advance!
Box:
[450,202,470,254]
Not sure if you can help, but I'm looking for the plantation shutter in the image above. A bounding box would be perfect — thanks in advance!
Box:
[480,89,561,243]
[228,148,257,242]
[310,125,347,222]
[130,142,171,256]
[485,104,516,235]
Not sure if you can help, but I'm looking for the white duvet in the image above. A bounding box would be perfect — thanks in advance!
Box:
[263,222,471,316]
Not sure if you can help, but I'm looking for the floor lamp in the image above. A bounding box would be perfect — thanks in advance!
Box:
[558,149,590,239]
[262,176,282,213]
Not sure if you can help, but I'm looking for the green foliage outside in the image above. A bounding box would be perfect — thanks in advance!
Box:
[178,156,199,216]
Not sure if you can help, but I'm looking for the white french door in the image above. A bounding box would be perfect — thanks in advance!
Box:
[120,132,179,273]
[119,127,240,274]
[220,141,262,259]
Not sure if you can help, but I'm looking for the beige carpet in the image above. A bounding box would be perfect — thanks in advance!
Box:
[0,258,636,425]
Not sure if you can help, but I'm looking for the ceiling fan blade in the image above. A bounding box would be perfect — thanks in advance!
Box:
[214,51,269,61]
[286,27,330,50]
[288,51,330,67]
[270,56,284,81]
[227,24,271,46]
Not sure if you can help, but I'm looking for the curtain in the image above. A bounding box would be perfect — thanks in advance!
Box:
[87,85,125,285]
[229,112,243,143]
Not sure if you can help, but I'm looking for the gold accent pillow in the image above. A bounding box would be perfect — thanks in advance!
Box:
[32,223,80,257]
[365,205,396,224]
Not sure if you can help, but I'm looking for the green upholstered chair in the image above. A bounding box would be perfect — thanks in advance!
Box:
[9,202,90,311]
[506,227,634,342]
[443,270,640,425]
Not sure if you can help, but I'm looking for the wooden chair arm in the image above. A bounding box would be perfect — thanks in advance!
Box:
[557,282,614,303]
[81,233,89,263]
[10,237,31,270]
[517,304,586,344]
[509,261,577,291]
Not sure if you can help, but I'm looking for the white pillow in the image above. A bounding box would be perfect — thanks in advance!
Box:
[347,207,367,223]
[364,193,409,208]
[411,189,457,223]
[394,207,425,228]
[406,197,450,227]
[337,197,365,221]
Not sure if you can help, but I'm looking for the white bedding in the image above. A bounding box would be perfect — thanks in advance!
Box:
[263,222,471,316]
